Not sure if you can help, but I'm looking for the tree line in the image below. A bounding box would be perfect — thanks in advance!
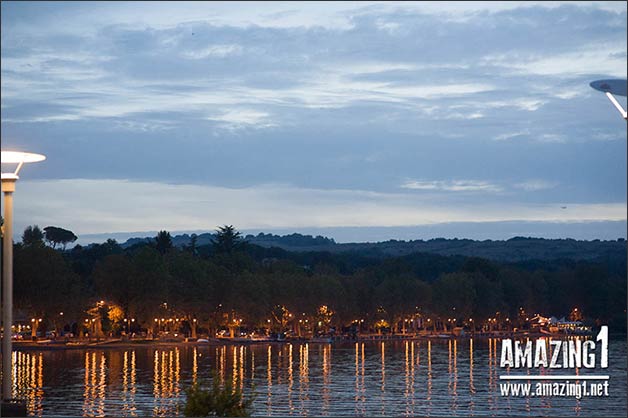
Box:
[9,224,627,338]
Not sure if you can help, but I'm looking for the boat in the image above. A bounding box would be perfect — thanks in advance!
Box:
[248,335,273,342]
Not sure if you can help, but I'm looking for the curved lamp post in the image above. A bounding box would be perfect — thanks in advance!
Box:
[1,151,45,410]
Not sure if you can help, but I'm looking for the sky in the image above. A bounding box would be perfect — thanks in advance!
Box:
[1,1,626,244]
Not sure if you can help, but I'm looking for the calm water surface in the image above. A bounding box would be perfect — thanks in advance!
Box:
[6,338,627,417]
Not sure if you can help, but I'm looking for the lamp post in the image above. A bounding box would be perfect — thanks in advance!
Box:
[1,151,45,412]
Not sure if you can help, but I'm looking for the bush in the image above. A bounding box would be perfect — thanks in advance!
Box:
[184,374,253,417]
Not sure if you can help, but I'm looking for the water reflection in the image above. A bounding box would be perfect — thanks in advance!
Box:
[5,338,626,417]
[488,337,497,412]
[427,339,432,413]
[299,343,309,415]
[82,351,106,417]
[152,348,181,417]
[403,341,415,416]
[232,346,238,393]
[287,344,293,414]
[266,345,272,416]
[354,342,365,416]
[13,351,44,416]
[469,339,475,414]
[122,350,137,416]
[192,347,198,385]
[450,339,458,413]
[322,344,331,415]
[217,346,226,385]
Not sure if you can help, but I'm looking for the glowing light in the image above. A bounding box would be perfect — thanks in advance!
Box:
[1,151,46,164]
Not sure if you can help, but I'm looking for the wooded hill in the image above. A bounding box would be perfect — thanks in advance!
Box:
[120,232,626,262]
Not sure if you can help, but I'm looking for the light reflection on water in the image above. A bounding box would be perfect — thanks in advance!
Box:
[12,351,44,415]
[5,339,627,417]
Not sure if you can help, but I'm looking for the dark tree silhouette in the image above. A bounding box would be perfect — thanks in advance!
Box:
[14,243,83,321]
[212,225,246,254]
[22,225,45,247]
[43,226,78,250]
[155,230,173,255]
[191,233,198,250]
[186,233,198,256]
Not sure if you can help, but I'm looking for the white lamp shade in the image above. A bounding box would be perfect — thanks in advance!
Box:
[1,151,46,164]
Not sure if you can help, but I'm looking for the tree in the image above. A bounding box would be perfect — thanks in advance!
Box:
[375,275,428,334]
[167,251,216,338]
[184,374,253,417]
[70,238,123,280]
[155,230,173,255]
[212,225,246,254]
[92,254,138,319]
[432,272,476,326]
[22,225,44,247]
[91,247,171,327]
[14,243,83,325]
[315,305,334,334]
[43,226,77,250]
[471,272,504,322]
[226,271,270,328]
[130,246,172,322]
[187,233,198,256]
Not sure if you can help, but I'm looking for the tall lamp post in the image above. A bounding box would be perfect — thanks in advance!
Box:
[1,151,46,415]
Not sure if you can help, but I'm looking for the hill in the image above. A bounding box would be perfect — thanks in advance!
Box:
[119,232,626,262]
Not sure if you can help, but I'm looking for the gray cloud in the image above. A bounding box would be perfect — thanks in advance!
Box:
[1,1,625,238]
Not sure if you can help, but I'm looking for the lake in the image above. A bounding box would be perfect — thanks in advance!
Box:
[6,338,627,416]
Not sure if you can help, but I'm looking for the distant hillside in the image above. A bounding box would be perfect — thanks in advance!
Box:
[119,232,626,262]
[122,232,335,249]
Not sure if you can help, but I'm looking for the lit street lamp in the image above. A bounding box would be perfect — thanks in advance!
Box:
[1,150,45,413]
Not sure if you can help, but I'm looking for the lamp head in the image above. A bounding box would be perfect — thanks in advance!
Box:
[1,151,46,179]
[590,79,627,97]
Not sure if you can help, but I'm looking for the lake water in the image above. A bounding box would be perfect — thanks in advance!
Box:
[5,338,627,417]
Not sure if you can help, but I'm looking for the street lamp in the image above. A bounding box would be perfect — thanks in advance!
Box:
[1,150,45,412]
[590,79,627,120]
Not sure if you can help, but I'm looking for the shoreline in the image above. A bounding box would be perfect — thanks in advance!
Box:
[12,331,617,351]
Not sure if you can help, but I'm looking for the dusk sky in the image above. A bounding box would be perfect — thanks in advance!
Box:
[1,1,626,244]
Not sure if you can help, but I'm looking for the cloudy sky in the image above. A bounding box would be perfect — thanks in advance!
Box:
[1,1,626,244]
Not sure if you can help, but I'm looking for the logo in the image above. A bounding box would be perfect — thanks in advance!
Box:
[498,326,610,399]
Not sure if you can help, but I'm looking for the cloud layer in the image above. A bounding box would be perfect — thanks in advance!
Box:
[12,179,626,238]
[1,2,626,240]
